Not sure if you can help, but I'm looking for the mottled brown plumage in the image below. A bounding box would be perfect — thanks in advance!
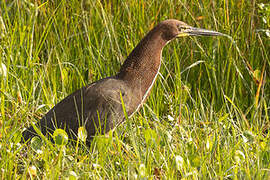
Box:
[22,19,223,144]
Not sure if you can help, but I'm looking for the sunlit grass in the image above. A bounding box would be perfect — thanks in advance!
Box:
[0,0,269,179]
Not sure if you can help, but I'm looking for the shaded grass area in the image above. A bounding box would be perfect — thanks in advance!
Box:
[0,0,269,179]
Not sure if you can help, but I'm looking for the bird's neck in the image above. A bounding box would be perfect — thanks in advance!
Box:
[117,28,167,108]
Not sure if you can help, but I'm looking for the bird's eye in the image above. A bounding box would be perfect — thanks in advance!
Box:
[178,26,188,32]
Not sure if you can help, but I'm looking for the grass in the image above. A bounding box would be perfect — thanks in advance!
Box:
[0,0,269,179]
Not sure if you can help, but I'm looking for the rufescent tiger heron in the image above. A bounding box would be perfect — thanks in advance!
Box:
[22,19,224,145]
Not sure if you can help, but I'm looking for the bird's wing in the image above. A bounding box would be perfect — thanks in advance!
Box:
[22,86,88,141]
[83,78,131,139]
[22,78,131,142]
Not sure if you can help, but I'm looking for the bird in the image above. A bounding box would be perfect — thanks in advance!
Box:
[22,19,224,145]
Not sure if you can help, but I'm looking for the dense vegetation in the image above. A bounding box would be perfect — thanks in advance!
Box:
[0,0,269,179]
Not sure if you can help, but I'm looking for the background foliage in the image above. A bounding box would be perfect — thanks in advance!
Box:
[0,0,269,179]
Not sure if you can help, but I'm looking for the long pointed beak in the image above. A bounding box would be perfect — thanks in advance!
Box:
[178,27,225,37]
[187,27,225,36]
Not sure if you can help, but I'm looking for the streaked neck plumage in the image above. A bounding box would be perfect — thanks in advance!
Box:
[116,24,170,114]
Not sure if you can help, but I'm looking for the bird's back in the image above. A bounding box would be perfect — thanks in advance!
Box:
[22,77,133,143]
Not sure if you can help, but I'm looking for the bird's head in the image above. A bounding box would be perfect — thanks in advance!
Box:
[158,19,224,41]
